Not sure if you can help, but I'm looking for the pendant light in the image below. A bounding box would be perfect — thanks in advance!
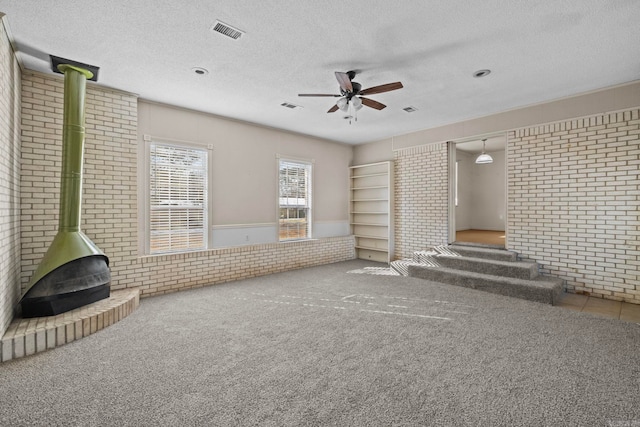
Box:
[475,139,493,164]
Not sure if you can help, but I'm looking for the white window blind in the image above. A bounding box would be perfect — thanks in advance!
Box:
[279,159,312,241]
[149,143,208,254]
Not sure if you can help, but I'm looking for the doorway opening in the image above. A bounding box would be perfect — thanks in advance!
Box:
[449,135,506,247]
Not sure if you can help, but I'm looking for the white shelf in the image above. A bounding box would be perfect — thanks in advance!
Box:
[351,185,388,190]
[351,172,388,179]
[355,245,387,252]
[349,161,394,263]
[354,234,387,240]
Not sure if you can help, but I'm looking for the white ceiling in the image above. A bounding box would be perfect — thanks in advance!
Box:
[1,1,639,145]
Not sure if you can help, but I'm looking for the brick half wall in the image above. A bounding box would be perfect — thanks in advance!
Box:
[136,236,355,297]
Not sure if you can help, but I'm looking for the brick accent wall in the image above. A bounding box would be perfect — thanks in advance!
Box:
[20,72,139,294]
[20,71,355,303]
[0,19,21,336]
[394,143,449,259]
[508,109,640,304]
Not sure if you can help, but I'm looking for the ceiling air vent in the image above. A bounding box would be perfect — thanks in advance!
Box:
[281,102,302,109]
[403,106,418,113]
[211,21,244,40]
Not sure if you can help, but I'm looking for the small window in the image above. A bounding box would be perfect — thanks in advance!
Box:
[148,143,208,254]
[279,159,312,241]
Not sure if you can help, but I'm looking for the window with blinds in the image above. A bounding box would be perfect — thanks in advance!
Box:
[149,143,208,254]
[279,159,312,241]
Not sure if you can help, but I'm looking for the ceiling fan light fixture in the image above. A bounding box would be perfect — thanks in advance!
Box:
[351,96,363,111]
[298,71,404,119]
[475,139,494,164]
[336,97,349,111]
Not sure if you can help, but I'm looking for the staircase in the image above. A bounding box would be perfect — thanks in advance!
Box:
[391,244,564,305]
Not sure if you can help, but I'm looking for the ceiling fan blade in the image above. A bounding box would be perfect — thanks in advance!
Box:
[327,104,339,113]
[334,71,353,93]
[359,82,403,96]
[360,97,386,110]
[298,93,341,97]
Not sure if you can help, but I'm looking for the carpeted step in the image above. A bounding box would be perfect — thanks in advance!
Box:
[390,259,414,276]
[435,255,539,280]
[443,244,518,262]
[407,264,563,305]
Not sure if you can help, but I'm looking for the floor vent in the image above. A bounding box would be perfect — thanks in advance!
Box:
[211,21,244,40]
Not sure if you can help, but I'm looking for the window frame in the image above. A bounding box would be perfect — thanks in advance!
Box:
[455,159,459,207]
[143,137,213,255]
[277,156,313,242]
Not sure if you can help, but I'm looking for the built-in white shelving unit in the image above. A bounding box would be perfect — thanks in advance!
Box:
[349,161,394,263]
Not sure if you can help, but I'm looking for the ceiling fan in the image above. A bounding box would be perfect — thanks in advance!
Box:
[298,71,403,120]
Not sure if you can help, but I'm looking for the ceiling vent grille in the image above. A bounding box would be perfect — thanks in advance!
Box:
[403,106,418,113]
[211,21,244,40]
[281,102,301,109]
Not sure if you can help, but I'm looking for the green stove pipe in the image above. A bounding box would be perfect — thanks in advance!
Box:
[58,64,93,232]
[23,64,108,295]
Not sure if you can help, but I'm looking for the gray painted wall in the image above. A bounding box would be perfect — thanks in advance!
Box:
[137,101,353,251]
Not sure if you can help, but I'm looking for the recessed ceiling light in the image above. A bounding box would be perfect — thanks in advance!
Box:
[192,67,209,76]
[473,69,491,78]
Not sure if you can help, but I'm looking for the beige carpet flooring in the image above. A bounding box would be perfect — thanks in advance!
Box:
[1,260,639,426]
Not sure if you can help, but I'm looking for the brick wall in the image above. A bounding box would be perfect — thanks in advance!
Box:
[136,236,355,296]
[0,18,21,336]
[20,72,139,294]
[20,71,355,303]
[508,109,640,304]
[394,143,449,259]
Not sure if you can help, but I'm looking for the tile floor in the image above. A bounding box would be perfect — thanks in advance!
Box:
[556,292,640,323]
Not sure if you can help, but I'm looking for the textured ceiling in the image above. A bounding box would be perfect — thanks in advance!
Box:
[1,1,639,145]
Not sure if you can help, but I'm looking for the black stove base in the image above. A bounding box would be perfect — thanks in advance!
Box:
[20,283,110,318]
